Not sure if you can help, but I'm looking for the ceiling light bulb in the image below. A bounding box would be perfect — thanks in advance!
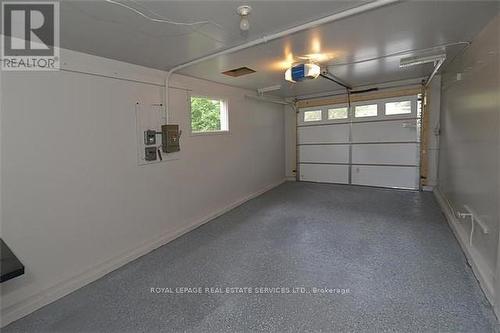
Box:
[237,5,252,31]
[240,17,250,31]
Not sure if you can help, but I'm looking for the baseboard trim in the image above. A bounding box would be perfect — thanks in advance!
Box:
[1,178,286,328]
[433,187,495,305]
[421,185,435,192]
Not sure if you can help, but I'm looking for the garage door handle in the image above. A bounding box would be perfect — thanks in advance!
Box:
[402,122,417,128]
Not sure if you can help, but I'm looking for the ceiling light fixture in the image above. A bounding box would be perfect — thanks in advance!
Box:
[237,5,252,31]
[257,85,282,95]
[399,54,446,68]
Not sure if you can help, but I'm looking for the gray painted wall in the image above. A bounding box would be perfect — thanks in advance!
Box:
[438,14,500,309]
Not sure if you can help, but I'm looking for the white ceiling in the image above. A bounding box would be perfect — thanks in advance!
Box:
[59,0,499,97]
[61,0,368,69]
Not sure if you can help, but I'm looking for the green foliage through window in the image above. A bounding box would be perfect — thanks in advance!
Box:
[191,96,222,132]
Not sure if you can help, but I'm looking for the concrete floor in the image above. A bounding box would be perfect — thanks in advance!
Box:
[4,182,499,332]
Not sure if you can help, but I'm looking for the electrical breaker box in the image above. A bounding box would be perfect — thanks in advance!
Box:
[136,103,180,165]
[144,147,157,161]
[162,124,180,153]
[144,130,156,145]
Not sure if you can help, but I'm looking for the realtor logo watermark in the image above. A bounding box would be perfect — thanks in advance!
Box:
[1,1,60,71]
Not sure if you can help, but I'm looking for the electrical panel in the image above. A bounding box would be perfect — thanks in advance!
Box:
[144,130,156,145]
[162,124,181,153]
[135,103,181,165]
[144,147,157,161]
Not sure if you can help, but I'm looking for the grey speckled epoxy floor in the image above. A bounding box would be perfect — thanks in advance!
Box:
[4,182,499,332]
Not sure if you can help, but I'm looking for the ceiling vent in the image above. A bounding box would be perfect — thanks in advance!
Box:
[222,67,256,77]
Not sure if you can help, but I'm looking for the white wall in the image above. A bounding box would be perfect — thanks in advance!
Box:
[0,49,285,326]
[436,15,499,310]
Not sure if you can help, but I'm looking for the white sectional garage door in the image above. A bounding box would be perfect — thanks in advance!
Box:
[297,96,420,190]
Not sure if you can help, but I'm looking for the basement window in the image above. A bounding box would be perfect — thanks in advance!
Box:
[328,107,348,120]
[385,101,412,115]
[304,110,322,122]
[354,104,378,118]
[190,96,228,134]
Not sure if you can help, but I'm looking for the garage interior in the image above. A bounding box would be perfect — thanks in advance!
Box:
[1,1,499,332]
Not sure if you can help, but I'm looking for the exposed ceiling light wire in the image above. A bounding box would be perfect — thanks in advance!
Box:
[105,0,223,28]
[65,2,214,39]
[104,0,229,44]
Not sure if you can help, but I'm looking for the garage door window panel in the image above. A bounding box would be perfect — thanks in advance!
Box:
[385,100,412,115]
[328,107,349,120]
[354,104,378,118]
[304,110,322,122]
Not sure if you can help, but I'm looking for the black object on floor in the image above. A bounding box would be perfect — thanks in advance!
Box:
[1,238,25,283]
